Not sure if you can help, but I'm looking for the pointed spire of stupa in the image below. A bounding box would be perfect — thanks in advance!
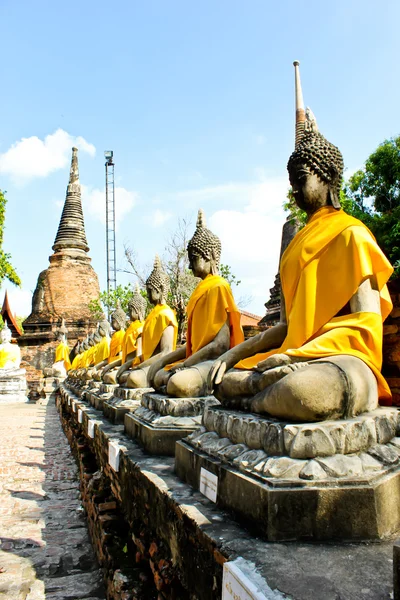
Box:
[52,147,89,253]
[293,61,306,148]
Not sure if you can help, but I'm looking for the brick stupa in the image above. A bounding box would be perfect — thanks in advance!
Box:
[19,147,100,380]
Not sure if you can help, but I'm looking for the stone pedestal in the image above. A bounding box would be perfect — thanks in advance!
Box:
[42,376,64,400]
[86,382,117,408]
[125,393,219,456]
[103,387,153,424]
[0,368,28,403]
[176,405,400,541]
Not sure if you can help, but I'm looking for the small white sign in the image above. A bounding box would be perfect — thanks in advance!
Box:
[108,440,122,472]
[222,561,268,600]
[68,397,71,406]
[199,467,218,503]
[78,408,83,423]
[87,419,96,438]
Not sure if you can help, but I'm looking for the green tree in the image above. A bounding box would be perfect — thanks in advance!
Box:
[0,190,21,287]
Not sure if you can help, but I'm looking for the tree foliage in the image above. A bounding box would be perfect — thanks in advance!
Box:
[0,190,21,287]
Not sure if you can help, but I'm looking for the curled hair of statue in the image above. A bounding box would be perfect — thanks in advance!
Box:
[111,300,127,329]
[146,255,170,296]
[128,283,147,319]
[187,208,222,266]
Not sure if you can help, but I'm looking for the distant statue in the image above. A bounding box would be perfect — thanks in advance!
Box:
[93,302,126,381]
[0,322,21,370]
[84,320,111,380]
[207,63,394,422]
[117,256,178,388]
[102,285,146,384]
[148,209,244,397]
[52,318,71,377]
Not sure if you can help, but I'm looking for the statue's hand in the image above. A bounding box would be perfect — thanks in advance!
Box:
[208,358,227,392]
[255,353,291,372]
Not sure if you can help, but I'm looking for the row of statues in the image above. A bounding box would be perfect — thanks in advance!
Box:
[60,58,394,426]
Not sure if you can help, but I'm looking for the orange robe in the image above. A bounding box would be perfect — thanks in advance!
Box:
[165,274,244,370]
[237,207,393,403]
[142,304,178,361]
[55,342,71,371]
[121,320,143,364]
[108,329,125,363]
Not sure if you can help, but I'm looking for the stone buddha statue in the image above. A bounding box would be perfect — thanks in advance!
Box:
[0,322,21,370]
[117,256,178,388]
[148,210,244,398]
[52,318,71,377]
[208,98,393,422]
[102,284,146,384]
[84,320,111,380]
[93,303,126,381]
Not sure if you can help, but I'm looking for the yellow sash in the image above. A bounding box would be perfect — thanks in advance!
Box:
[121,320,143,364]
[108,330,125,363]
[55,342,71,371]
[0,344,20,369]
[142,304,178,361]
[94,337,110,364]
[237,207,393,402]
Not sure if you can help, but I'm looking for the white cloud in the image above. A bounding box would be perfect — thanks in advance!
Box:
[81,185,138,228]
[0,129,96,184]
[152,209,172,227]
[4,288,32,317]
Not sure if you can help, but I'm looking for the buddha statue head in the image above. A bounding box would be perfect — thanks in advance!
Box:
[146,255,170,305]
[287,130,344,213]
[128,283,147,321]
[111,301,126,331]
[82,337,90,351]
[56,318,68,343]
[0,322,12,345]
[98,318,112,338]
[287,61,344,215]
[187,209,221,279]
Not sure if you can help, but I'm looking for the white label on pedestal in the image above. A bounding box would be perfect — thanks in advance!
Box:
[199,467,218,503]
[87,419,95,438]
[78,408,83,423]
[108,440,121,472]
[222,561,269,600]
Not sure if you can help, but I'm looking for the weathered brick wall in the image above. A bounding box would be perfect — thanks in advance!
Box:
[383,279,400,405]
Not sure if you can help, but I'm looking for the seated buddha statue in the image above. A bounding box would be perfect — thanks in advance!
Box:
[84,320,111,380]
[0,323,22,370]
[52,318,71,377]
[208,90,393,422]
[148,210,244,397]
[102,285,146,384]
[70,342,83,375]
[93,303,126,381]
[117,256,178,389]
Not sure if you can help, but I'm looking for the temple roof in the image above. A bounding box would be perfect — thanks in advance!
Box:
[1,290,22,337]
[52,147,90,253]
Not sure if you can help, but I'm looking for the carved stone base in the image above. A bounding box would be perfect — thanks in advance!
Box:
[85,383,117,409]
[175,405,400,541]
[0,369,28,403]
[125,393,219,456]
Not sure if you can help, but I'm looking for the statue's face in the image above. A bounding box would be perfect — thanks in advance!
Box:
[0,328,11,344]
[129,307,140,321]
[111,318,120,331]
[290,163,329,214]
[147,284,162,306]
[188,251,210,280]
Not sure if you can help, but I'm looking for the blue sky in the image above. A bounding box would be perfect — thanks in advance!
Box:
[1,0,400,317]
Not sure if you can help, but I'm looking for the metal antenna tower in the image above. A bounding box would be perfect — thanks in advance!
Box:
[104,151,116,299]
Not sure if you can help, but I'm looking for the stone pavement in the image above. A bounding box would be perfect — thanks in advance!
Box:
[0,399,104,600]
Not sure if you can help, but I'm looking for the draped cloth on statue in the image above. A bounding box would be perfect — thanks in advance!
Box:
[142,304,178,361]
[71,353,81,370]
[121,320,143,364]
[0,344,20,369]
[84,346,97,368]
[94,337,110,365]
[236,207,394,403]
[108,330,125,363]
[165,275,244,370]
[55,342,71,371]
